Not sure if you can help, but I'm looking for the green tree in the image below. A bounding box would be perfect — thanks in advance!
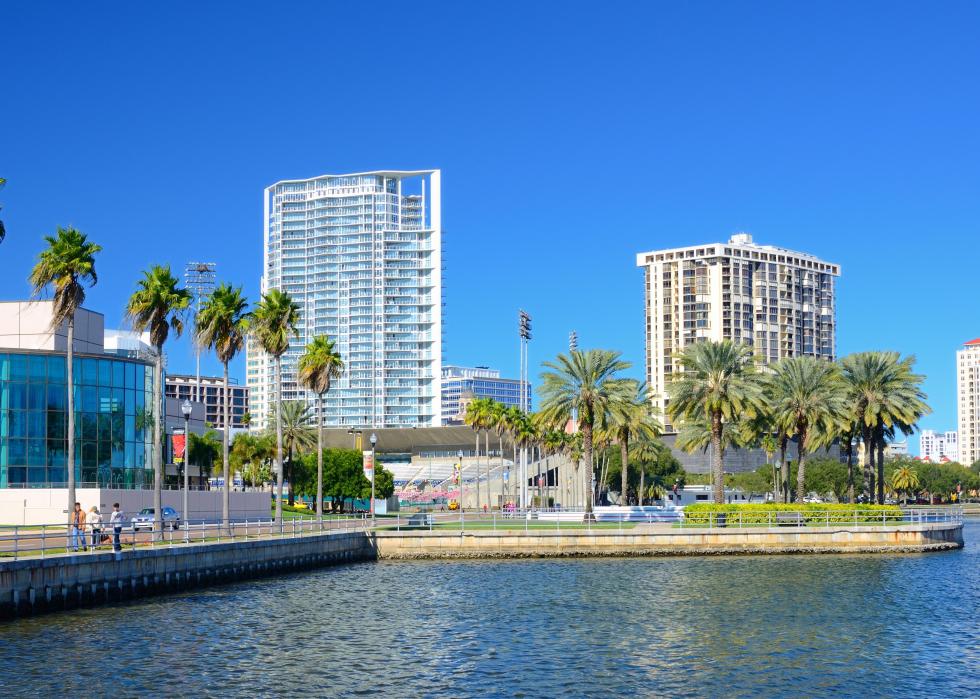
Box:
[767,357,847,503]
[195,283,250,529]
[251,289,300,521]
[278,400,317,506]
[28,227,101,515]
[315,448,392,512]
[463,397,496,510]
[889,465,920,504]
[667,340,765,504]
[231,432,273,487]
[538,349,633,514]
[126,265,191,537]
[188,429,222,480]
[297,335,344,519]
[608,381,661,505]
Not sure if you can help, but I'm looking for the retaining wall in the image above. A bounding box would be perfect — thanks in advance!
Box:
[0,530,375,619]
[375,522,964,559]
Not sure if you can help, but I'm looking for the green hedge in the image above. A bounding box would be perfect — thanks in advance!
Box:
[683,503,903,525]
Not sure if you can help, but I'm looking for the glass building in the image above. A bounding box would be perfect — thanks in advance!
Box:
[0,352,155,488]
[441,365,530,425]
[247,170,442,430]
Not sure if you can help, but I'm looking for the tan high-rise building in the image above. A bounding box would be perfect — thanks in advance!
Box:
[956,338,980,466]
[636,234,840,430]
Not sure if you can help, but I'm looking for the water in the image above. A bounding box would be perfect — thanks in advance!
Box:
[1,522,978,698]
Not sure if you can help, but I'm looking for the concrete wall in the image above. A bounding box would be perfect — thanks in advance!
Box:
[0,302,104,353]
[0,488,271,525]
[0,530,375,618]
[375,522,964,559]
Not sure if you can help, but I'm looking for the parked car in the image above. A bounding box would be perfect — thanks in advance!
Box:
[131,506,181,531]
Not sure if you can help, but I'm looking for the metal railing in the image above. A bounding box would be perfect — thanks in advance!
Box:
[676,507,963,529]
[0,514,371,562]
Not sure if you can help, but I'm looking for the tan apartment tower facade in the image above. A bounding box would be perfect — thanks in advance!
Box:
[636,233,840,430]
[956,338,980,466]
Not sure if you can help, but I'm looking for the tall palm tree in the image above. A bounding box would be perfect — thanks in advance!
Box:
[251,290,300,521]
[489,400,509,506]
[464,397,495,510]
[629,434,665,506]
[277,400,317,506]
[889,465,920,505]
[297,335,344,520]
[609,381,661,505]
[196,283,250,529]
[126,265,192,537]
[28,227,101,515]
[667,340,765,504]
[539,349,633,515]
[767,357,847,504]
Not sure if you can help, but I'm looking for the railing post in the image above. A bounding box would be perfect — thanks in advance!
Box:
[13,526,18,561]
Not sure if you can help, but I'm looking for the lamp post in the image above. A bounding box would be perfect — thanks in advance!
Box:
[369,433,377,524]
[457,449,464,528]
[181,399,192,531]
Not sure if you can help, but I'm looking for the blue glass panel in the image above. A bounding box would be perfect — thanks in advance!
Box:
[125,389,135,416]
[7,466,26,485]
[97,441,111,469]
[81,414,97,440]
[98,386,112,413]
[8,383,27,410]
[98,359,111,386]
[47,384,67,411]
[111,387,125,413]
[27,355,46,381]
[81,441,97,469]
[0,437,6,465]
[112,361,125,387]
[135,389,145,412]
[28,383,46,410]
[9,438,27,465]
[47,355,66,381]
[9,411,27,438]
[47,411,65,440]
[27,411,45,438]
[125,362,135,388]
[27,466,46,484]
[81,358,98,385]
[111,413,124,443]
[47,466,67,485]
[111,442,125,467]
[9,355,27,381]
[81,385,98,413]
[28,439,45,467]
[125,441,135,468]
[97,414,111,440]
[0,355,8,381]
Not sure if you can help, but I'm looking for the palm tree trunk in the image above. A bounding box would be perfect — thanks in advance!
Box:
[287,445,295,507]
[796,426,808,504]
[620,439,629,506]
[583,423,594,514]
[845,437,855,504]
[473,433,479,511]
[153,345,164,540]
[861,427,873,500]
[274,356,284,523]
[711,410,724,504]
[316,392,323,521]
[639,466,645,506]
[222,361,230,531]
[876,437,885,505]
[484,430,490,509]
[779,434,789,503]
[66,316,76,518]
[499,432,505,509]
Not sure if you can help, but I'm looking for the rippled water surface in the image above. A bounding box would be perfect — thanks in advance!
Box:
[1,521,978,697]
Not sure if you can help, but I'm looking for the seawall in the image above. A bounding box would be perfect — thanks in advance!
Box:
[0,530,375,619]
[374,522,965,559]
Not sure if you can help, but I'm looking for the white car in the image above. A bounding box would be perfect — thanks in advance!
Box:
[131,506,181,531]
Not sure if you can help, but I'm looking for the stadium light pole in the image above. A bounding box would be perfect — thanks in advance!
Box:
[370,432,377,525]
[181,399,192,532]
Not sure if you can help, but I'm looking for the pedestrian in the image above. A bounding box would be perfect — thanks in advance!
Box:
[69,502,87,552]
[88,506,103,549]
[109,503,125,552]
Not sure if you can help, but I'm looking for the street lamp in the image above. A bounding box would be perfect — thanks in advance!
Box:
[457,449,464,528]
[369,433,377,524]
[180,399,193,533]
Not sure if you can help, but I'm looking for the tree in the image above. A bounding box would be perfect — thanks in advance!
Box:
[608,381,661,505]
[889,465,920,505]
[195,283,250,529]
[251,289,300,521]
[538,349,633,514]
[278,400,317,506]
[28,227,102,517]
[767,357,847,503]
[188,429,222,480]
[668,341,766,504]
[463,397,495,509]
[126,265,191,537]
[297,335,344,520]
[231,432,274,487]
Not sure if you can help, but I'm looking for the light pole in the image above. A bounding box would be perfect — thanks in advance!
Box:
[369,433,377,524]
[457,449,464,528]
[181,399,192,531]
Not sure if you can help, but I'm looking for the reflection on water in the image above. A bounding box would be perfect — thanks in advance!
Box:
[1,522,977,697]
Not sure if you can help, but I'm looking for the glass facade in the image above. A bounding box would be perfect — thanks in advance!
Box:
[0,352,155,488]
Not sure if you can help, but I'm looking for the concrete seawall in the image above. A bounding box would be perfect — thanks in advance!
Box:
[0,530,375,619]
[375,522,965,559]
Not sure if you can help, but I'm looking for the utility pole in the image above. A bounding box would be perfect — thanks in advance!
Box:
[518,310,532,509]
[183,262,217,405]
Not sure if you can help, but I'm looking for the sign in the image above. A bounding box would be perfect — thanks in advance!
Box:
[362,450,375,482]
[172,432,186,464]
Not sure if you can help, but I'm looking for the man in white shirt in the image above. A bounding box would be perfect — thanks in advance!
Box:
[109,503,125,552]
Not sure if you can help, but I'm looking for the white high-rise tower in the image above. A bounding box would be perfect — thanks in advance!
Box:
[247,170,442,430]
[957,338,980,466]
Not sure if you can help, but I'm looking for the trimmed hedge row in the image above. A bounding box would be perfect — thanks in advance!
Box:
[683,503,903,525]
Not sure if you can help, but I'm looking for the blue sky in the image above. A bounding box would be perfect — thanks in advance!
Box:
[2,2,978,450]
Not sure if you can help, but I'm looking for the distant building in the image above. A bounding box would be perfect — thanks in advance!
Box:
[957,339,980,466]
[885,441,909,458]
[919,430,958,463]
[441,365,530,425]
[165,374,249,430]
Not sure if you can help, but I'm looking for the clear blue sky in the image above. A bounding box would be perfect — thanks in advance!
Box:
[2,2,978,450]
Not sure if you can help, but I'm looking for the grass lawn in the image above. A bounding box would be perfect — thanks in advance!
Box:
[377,521,638,531]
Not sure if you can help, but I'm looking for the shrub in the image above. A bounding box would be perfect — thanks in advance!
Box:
[682,503,903,525]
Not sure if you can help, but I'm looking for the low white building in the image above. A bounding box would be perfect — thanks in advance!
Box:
[919,430,958,463]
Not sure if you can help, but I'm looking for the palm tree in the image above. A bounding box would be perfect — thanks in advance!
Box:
[630,434,665,506]
[489,400,510,506]
[609,381,661,505]
[196,283,250,529]
[539,349,633,515]
[767,357,847,504]
[28,227,101,515]
[297,335,344,520]
[251,290,300,522]
[889,465,920,505]
[464,397,496,510]
[277,400,317,505]
[667,340,765,504]
[126,265,191,537]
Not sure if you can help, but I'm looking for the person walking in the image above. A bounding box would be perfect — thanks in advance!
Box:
[109,503,125,552]
[88,506,103,549]
[69,502,87,552]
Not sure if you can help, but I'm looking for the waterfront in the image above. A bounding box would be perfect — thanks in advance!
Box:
[1,521,977,697]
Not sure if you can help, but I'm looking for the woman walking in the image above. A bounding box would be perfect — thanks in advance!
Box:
[88,506,103,549]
